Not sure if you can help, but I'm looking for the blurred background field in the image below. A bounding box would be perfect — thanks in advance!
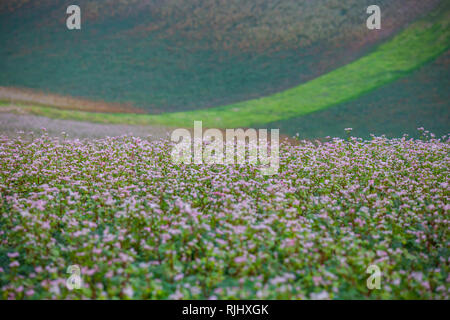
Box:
[0,1,449,301]
[266,50,450,139]
[0,0,448,139]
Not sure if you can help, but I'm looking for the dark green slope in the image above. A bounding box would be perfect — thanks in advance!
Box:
[0,0,442,112]
[266,51,450,139]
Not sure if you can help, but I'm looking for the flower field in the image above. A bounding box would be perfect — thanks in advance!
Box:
[0,130,449,299]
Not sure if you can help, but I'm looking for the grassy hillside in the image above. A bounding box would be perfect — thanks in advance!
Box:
[0,0,441,112]
[2,3,449,138]
[266,51,450,139]
[131,5,450,128]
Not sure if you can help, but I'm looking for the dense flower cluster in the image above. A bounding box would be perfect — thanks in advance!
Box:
[0,131,448,299]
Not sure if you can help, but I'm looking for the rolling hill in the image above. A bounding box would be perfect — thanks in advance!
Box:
[0,0,442,111]
[266,50,450,139]
[0,0,448,138]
